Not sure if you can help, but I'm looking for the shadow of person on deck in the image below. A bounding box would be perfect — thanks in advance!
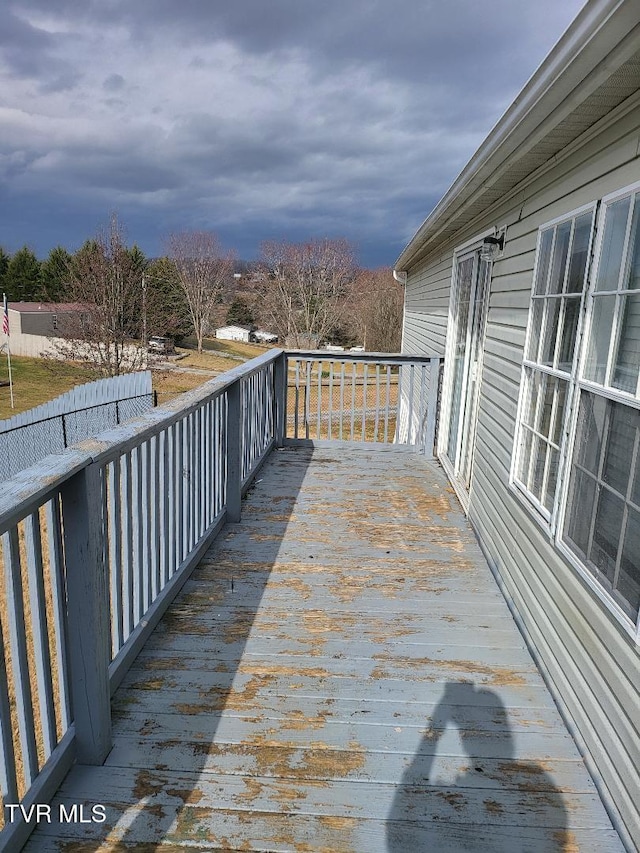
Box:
[386,681,569,853]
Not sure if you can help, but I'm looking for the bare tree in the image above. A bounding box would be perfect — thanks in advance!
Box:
[349,268,404,352]
[167,231,235,352]
[259,238,356,347]
[50,215,146,376]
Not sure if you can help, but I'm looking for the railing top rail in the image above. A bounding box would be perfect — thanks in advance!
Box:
[0,349,283,533]
[285,350,442,364]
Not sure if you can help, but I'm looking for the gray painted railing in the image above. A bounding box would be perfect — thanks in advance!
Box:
[285,351,442,456]
[0,348,441,850]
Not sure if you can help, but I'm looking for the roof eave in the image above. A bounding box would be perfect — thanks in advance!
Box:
[395,0,640,272]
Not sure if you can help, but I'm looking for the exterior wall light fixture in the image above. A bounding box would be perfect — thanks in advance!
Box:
[480,230,506,261]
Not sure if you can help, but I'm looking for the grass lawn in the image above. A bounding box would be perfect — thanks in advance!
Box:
[0,357,96,420]
[0,338,277,421]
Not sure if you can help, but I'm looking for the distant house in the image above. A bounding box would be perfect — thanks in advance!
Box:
[394,0,640,843]
[3,302,85,358]
[215,325,252,343]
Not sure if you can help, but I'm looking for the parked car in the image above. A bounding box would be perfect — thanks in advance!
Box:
[147,336,175,355]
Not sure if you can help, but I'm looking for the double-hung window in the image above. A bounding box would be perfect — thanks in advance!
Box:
[513,183,640,631]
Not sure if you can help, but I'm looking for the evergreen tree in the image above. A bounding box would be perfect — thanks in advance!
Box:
[5,246,41,301]
[39,246,72,301]
[144,256,191,342]
[226,297,255,327]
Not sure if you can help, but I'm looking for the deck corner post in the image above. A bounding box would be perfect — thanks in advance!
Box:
[274,352,287,447]
[423,356,441,458]
[226,379,242,522]
[60,462,112,764]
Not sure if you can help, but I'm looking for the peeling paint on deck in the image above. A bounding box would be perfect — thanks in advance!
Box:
[25,446,623,852]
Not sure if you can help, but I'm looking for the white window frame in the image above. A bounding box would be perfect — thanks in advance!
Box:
[511,191,640,641]
[510,202,598,529]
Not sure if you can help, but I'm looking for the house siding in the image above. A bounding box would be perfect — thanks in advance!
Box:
[403,105,640,844]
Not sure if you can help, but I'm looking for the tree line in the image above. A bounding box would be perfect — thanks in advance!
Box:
[1,215,404,375]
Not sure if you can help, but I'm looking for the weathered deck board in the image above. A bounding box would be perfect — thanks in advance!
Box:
[25,445,623,851]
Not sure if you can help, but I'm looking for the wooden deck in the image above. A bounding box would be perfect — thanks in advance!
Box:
[25,444,622,851]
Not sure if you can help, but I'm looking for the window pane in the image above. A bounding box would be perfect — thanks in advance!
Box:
[537,375,555,439]
[595,197,631,291]
[602,402,638,497]
[522,368,542,430]
[575,391,606,475]
[530,436,546,499]
[526,299,544,361]
[623,194,640,291]
[564,468,597,556]
[566,213,593,293]
[540,298,561,366]
[557,296,580,372]
[618,507,640,620]
[544,448,559,512]
[548,222,571,294]
[612,293,640,394]
[590,487,624,584]
[584,295,615,384]
[517,427,533,485]
[552,380,568,446]
[534,229,553,295]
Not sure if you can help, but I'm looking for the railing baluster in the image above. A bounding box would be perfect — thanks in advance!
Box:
[339,362,345,440]
[1,528,38,786]
[177,418,185,563]
[203,402,211,527]
[316,360,322,439]
[25,513,57,759]
[160,429,170,587]
[132,445,144,622]
[294,359,300,439]
[362,363,368,441]
[151,433,160,600]
[305,360,312,440]
[0,614,19,806]
[408,363,415,446]
[328,361,334,440]
[384,365,391,443]
[142,440,152,613]
[107,461,122,655]
[45,498,71,731]
[227,381,242,522]
[374,364,381,442]
[350,361,356,440]
[168,424,177,578]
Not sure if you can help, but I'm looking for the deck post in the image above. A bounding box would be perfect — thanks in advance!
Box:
[60,462,112,764]
[422,356,442,458]
[226,379,242,522]
[274,351,287,447]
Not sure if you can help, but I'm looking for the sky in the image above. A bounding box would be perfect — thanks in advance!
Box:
[0,0,587,267]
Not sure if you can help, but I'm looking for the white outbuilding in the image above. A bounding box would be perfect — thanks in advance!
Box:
[215,325,252,343]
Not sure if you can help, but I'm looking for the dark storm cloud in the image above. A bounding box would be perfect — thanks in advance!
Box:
[0,7,80,88]
[103,73,125,92]
[0,0,587,264]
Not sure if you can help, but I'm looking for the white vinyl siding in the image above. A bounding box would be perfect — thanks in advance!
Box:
[402,107,640,843]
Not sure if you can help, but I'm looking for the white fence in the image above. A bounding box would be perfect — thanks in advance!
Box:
[0,373,154,481]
